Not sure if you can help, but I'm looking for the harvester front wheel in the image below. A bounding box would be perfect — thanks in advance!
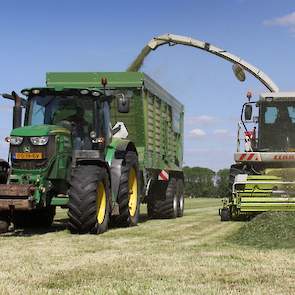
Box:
[114,152,140,227]
[68,165,111,234]
[220,208,231,221]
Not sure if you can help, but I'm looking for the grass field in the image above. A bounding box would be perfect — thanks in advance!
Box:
[0,198,294,295]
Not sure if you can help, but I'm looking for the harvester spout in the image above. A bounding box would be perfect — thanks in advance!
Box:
[127,33,279,92]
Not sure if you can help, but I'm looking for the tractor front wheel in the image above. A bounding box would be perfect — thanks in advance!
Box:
[68,165,110,234]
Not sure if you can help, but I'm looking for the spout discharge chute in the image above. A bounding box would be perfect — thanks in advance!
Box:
[127,33,279,92]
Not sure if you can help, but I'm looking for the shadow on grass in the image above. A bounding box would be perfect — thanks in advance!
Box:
[3,213,151,237]
[3,218,69,237]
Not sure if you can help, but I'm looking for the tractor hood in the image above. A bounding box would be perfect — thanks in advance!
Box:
[10,124,71,137]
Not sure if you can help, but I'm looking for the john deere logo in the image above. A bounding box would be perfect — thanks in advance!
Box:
[23,146,31,153]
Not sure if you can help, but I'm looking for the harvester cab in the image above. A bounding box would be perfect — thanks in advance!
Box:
[220,92,295,221]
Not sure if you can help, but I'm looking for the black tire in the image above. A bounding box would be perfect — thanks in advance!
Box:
[220,208,231,221]
[153,178,178,219]
[147,201,155,218]
[14,207,56,228]
[176,179,184,217]
[68,165,111,234]
[0,212,10,233]
[0,160,9,184]
[114,152,140,227]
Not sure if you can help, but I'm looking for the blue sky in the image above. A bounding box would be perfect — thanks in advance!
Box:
[1,0,295,171]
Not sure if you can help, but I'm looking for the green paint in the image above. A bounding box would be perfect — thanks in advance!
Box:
[11,124,70,136]
[5,71,184,219]
[228,173,295,217]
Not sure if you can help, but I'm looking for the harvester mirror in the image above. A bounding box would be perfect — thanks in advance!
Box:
[244,104,253,121]
[116,93,129,113]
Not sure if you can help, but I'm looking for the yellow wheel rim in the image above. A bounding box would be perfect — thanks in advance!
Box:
[128,167,138,217]
[97,181,106,224]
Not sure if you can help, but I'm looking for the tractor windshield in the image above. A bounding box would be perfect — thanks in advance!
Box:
[26,94,107,150]
[259,101,295,151]
[27,95,94,128]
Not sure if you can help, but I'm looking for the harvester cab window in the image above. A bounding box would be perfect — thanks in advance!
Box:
[264,107,277,124]
[259,102,295,151]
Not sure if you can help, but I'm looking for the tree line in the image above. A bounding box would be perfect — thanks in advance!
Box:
[183,166,229,198]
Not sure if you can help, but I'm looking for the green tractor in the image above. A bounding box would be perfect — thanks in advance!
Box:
[220,91,295,221]
[0,72,184,233]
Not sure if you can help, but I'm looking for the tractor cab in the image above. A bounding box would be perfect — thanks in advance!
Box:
[21,87,112,151]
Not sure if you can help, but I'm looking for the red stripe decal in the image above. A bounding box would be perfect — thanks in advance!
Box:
[247,153,255,161]
[159,170,169,181]
[239,153,247,161]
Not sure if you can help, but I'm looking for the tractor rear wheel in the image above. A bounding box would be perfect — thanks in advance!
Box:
[114,152,140,227]
[68,165,110,234]
[154,178,178,219]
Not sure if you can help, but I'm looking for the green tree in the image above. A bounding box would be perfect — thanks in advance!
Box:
[183,166,216,198]
[215,168,230,198]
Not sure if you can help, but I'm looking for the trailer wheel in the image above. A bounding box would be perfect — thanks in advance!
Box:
[176,179,184,217]
[154,178,178,219]
[220,208,230,221]
[114,152,140,227]
[68,165,110,234]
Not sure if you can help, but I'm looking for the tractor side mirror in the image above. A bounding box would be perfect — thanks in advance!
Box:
[244,104,253,121]
[116,93,129,113]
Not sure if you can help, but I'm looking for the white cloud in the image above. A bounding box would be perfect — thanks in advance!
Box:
[264,12,295,33]
[186,115,216,125]
[189,128,206,138]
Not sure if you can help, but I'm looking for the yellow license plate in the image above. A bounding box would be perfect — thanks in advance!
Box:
[15,153,43,160]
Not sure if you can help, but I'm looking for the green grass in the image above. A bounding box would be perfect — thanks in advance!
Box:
[0,198,294,295]
[229,211,295,249]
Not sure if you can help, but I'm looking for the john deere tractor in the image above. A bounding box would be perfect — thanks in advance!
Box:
[220,91,295,221]
[0,72,184,233]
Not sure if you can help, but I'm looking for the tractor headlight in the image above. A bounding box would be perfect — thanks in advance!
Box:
[30,136,49,146]
[10,136,23,145]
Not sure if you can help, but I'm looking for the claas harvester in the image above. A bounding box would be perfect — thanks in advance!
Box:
[0,72,184,233]
[220,91,295,221]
